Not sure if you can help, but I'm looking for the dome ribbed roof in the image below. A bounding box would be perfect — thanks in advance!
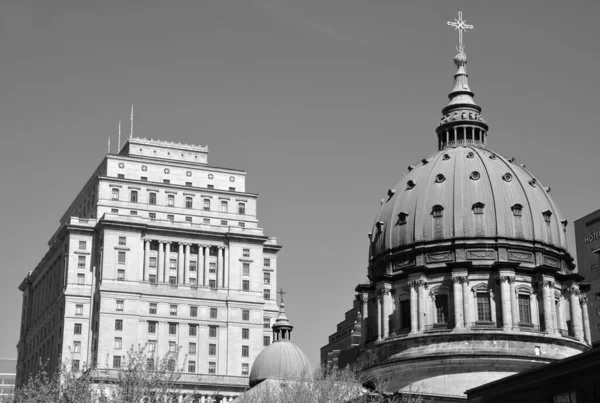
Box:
[369,146,569,260]
[249,340,313,387]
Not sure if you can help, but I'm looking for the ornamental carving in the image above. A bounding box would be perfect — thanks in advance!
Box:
[579,296,588,305]
[543,256,560,268]
[229,176,235,182]
[164,168,170,174]
[141,165,148,171]
[394,259,414,270]
[426,252,453,263]
[467,250,496,260]
[452,276,468,284]
[186,171,192,177]
[508,251,534,262]
[568,287,580,296]
[208,173,214,179]
[379,289,391,296]
[499,276,515,284]
[118,162,124,169]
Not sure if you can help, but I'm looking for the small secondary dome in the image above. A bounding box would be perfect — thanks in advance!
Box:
[249,300,312,387]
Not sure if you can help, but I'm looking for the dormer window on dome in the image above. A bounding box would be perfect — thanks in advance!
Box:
[432,205,444,218]
[511,204,523,216]
[543,210,552,223]
[406,180,416,190]
[472,202,485,215]
[398,212,409,225]
[376,221,385,231]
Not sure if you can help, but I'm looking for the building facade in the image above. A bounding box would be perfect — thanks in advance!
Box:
[0,359,16,403]
[321,13,592,401]
[17,137,281,400]
[574,210,600,347]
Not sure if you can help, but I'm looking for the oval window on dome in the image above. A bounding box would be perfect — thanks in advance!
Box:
[470,171,480,181]
[467,152,474,159]
[406,180,416,190]
[431,205,444,218]
[503,173,513,182]
[529,179,537,187]
[489,154,497,160]
[435,174,446,183]
[442,154,450,160]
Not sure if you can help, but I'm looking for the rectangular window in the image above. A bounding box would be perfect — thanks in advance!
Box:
[243,263,250,275]
[117,174,125,179]
[238,222,245,228]
[146,358,154,370]
[185,182,192,187]
[190,306,198,317]
[148,341,156,352]
[75,304,83,315]
[149,257,157,268]
[167,214,175,221]
[264,273,271,284]
[168,359,175,372]
[167,195,175,206]
[203,218,210,224]
[169,323,177,335]
[115,319,123,331]
[229,187,236,191]
[400,300,411,329]
[242,310,250,321]
[78,256,86,269]
[185,216,192,222]
[78,241,86,250]
[263,336,270,346]
[169,341,176,352]
[209,279,216,289]
[141,176,148,181]
[190,278,197,286]
[208,362,216,374]
[188,361,196,373]
[189,325,197,336]
[203,199,211,211]
[243,280,250,291]
[149,274,157,284]
[190,261,197,272]
[476,293,492,322]
[149,303,157,314]
[435,295,449,324]
[118,237,126,246]
[209,326,217,338]
[149,212,156,219]
[209,344,216,356]
[263,318,270,329]
[163,179,170,184]
[77,274,85,284]
[242,328,249,339]
[113,356,121,368]
[264,258,271,267]
[169,276,177,285]
[242,345,249,357]
[518,294,532,324]
[221,220,228,226]
[169,259,177,269]
[149,192,157,205]
[114,338,122,350]
[111,208,119,213]
[264,289,271,300]
[209,262,216,273]
[112,189,119,200]
[189,342,197,354]
[242,363,249,375]
[117,269,125,280]
[209,247,218,256]
[185,197,193,209]
[210,308,218,319]
[221,201,228,212]
[118,251,126,264]
[243,249,250,258]
[130,210,137,215]
[170,305,177,316]
[148,322,157,334]
[207,184,214,189]
[74,323,82,334]
[130,191,138,203]
[73,341,81,353]
[72,360,80,372]
[116,300,124,311]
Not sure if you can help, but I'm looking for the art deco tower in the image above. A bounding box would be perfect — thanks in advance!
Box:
[321,13,591,400]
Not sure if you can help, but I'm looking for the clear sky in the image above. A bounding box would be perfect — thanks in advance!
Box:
[1,0,599,367]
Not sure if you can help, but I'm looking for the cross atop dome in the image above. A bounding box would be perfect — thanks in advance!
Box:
[447,11,474,55]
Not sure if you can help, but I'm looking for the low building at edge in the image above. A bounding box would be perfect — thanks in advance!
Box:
[17,136,282,402]
[321,13,592,401]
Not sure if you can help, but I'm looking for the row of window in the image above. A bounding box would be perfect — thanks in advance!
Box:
[112,189,246,214]
[110,208,247,227]
[116,173,236,191]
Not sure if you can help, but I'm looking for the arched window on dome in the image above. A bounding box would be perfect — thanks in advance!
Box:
[428,286,451,329]
[392,289,411,336]
[515,286,536,330]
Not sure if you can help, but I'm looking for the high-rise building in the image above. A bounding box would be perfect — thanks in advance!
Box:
[574,209,600,347]
[321,13,591,401]
[17,137,281,401]
[0,359,16,403]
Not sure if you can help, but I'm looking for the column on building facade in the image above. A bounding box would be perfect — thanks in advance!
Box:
[184,244,191,285]
[509,278,518,327]
[203,245,209,286]
[580,296,591,344]
[381,288,391,339]
[452,276,464,328]
[418,281,428,331]
[177,243,184,285]
[144,239,150,282]
[462,276,470,327]
[376,295,382,341]
[541,279,554,334]
[361,294,369,345]
[157,241,165,283]
[550,289,559,332]
[569,287,584,341]
[499,275,513,330]
[216,247,223,288]
[409,281,418,333]
[223,247,229,289]
[556,296,564,332]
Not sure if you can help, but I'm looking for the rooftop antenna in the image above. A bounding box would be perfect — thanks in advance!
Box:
[108,136,111,154]
[130,103,134,139]
[117,120,121,151]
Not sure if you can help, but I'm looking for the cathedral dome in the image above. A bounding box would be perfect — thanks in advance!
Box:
[249,302,313,387]
[369,145,569,261]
